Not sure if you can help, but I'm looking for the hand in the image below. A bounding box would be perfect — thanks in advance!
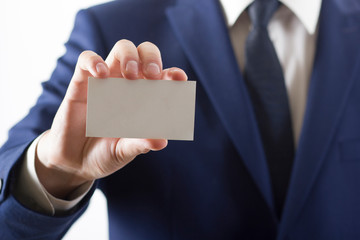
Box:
[35,40,188,199]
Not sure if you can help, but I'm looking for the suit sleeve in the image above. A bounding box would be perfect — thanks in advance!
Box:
[0,8,107,240]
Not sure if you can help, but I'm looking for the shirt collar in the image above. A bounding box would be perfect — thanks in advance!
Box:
[219,0,322,34]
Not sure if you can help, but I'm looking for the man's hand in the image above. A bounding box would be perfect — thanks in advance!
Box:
[35,40,188,199]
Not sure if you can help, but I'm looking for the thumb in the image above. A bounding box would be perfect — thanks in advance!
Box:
[114,138,168,164]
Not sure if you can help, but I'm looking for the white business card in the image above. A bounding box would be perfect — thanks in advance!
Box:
[86,77,196,140]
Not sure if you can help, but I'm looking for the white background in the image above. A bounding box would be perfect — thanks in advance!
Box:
[0,1,110,239]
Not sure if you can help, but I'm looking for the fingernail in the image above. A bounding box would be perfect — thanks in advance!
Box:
[146,63,160,77]
[96,63,107,75]
[125,60,139,76]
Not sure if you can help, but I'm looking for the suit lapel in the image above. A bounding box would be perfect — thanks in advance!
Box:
[166,0,276,216]
[279,0,360,237]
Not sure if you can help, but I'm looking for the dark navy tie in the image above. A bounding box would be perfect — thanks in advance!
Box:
[244,0,295,218]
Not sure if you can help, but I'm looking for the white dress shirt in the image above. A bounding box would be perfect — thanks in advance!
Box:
[14,0,322,215]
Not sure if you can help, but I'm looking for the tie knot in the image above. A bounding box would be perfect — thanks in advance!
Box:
[248,0,279,28]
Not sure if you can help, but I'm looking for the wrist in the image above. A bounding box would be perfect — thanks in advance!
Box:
[35,156,89,199]
[35,132,89,199]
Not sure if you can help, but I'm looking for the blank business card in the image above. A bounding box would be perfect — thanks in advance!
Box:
[86,77,196,140]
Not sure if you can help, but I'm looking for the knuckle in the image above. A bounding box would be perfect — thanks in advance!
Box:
[138,41,160,53]
[78,50,93,60]
[138,41,154,48]
[115,147,128,165]
[115,39,133,49]
[78,50,99,66]
[113,139,129,166]
[113,39,138,61]
[137,42,162,63]
[88,54,100,63]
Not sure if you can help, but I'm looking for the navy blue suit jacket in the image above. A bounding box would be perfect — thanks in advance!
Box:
[1,0,360,239]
